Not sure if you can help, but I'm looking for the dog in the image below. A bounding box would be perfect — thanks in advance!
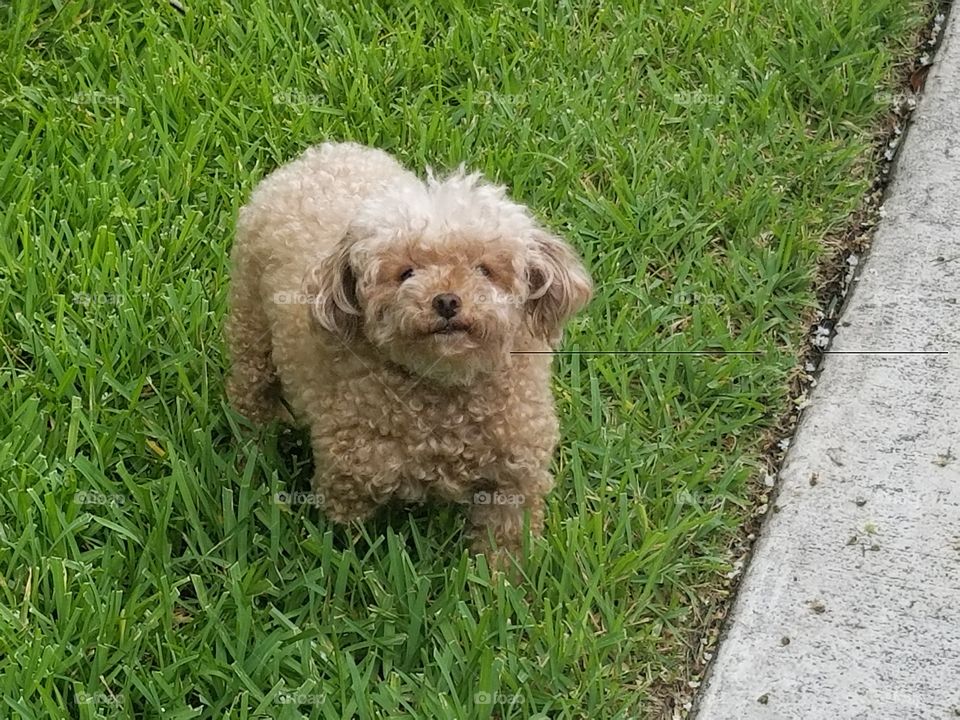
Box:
[225,141,592,566]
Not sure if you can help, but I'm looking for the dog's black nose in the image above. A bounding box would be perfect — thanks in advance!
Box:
[432,293,461,319]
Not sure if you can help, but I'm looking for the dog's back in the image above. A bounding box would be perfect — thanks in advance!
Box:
[234,142,414,276]
[226,142,413,422]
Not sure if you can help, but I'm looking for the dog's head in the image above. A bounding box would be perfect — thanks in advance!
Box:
[304,170,592,384]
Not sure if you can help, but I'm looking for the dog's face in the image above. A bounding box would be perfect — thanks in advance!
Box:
[305,171,592,384]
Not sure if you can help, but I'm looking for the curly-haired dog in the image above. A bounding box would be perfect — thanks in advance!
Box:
[226,142,592,565]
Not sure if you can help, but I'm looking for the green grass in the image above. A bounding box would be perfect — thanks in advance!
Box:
[0,0,930,717]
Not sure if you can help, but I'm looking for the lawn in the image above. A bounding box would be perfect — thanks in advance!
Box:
[0,0,931,718]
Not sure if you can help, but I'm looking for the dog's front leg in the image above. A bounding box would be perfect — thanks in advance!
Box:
[307,423,403,524]
[312,469,385,524]
[467,465,553,568]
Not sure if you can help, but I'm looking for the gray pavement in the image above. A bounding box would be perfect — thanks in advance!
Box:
[693,8,960,720]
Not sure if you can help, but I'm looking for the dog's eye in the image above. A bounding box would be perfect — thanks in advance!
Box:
[476,264,493,278]
[398,267,415,282]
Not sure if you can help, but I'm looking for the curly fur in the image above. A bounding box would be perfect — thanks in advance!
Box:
[225,141,592,565]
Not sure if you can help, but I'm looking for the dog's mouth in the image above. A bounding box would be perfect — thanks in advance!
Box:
[428,320,473,336]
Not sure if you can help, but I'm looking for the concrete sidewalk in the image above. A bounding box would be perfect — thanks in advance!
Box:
[693,9,960,720]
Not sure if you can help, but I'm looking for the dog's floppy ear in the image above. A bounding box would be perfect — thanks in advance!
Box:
[525,230,592,345]
[303,235,361,339]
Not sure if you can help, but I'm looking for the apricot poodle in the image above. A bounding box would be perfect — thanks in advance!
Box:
[225,141,592,565]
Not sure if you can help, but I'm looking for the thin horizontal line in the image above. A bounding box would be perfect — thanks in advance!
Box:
[511,351,762,355]
[511,350,949,356]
